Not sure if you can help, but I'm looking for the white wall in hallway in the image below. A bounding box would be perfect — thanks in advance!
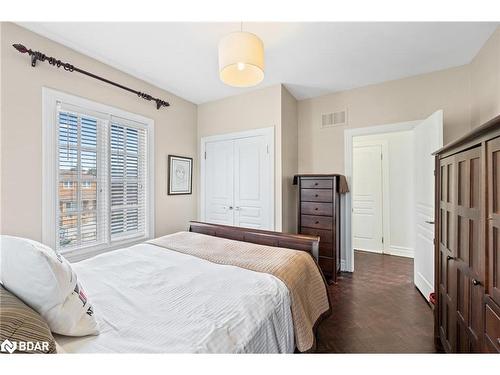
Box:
[353,130,415,258]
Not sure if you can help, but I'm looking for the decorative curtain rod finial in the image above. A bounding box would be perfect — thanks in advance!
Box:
[13,43,29,54]
[12,42,170,110]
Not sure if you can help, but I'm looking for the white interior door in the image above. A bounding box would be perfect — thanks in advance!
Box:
[204,139,234,225]
[352,144,384,253]
[233,135,271,230]
[414,110,443,301]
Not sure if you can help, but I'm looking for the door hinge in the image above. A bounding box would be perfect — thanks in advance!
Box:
[266,144,269,154]
[381,154,383,160]
[382,237,384,244]
[204,151,207,160]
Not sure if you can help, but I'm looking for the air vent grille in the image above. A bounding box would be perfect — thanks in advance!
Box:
[321,109,347,128]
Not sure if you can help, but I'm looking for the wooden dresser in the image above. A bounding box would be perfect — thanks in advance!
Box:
[293,174,345,283]
[434,115,500,353]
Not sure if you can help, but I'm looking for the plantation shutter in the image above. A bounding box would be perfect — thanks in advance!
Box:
[56,102,148,253]
[109,116,148,240]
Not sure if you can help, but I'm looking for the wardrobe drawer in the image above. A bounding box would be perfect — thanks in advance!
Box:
[300,227,333,244]
[301,189,333,202]
[485,302,500,352]
[301,202,333,216]
[301,215,333,230]
[301,179,333,189]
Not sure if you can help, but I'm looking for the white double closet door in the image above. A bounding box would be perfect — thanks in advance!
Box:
[203,129,273,230]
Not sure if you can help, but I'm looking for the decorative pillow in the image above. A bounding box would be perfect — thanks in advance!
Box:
[0,235,98,336]
[0,285,57,353]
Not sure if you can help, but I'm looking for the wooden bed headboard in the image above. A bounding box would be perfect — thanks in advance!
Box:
[188,221,320,260]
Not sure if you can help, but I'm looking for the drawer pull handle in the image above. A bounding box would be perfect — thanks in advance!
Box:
[315,207,318,210]
[315,221,319,224]
[447,255,455,261]
[472,279,481,286]
[314,182,318,186]
[315,194,319,197]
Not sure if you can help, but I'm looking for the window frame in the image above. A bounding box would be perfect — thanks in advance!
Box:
[42,87,155,260]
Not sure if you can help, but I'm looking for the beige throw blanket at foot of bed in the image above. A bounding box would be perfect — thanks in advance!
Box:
[148,231,331,352]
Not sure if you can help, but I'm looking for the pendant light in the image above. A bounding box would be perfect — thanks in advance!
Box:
[218,22,265,87]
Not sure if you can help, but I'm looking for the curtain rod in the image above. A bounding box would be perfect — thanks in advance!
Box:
[12,43,170,110]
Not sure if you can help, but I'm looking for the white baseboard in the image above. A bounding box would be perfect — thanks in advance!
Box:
[388,245,414,258]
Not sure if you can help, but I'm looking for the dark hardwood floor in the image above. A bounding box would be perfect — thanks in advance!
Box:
[316,250,436,353]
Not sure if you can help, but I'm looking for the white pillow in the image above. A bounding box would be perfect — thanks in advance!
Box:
[0,235,99,336]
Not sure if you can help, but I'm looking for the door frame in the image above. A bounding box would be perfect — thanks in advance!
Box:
[344,120,421,272]
[200,127,275,230]
[351,139,390,255]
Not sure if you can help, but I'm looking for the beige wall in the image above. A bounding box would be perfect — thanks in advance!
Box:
[197,84,284,229]
[298,65,472,174]
[470,27,500,128]
[281,86,298,233]
[0,23,198,241]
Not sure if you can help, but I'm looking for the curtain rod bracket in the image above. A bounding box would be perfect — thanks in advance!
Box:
[13,43,170,110]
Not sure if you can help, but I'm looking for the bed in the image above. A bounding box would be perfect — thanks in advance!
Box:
[54,222,331,353]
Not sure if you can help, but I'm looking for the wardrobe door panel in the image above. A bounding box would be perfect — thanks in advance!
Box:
[488,137,500,306]
[438,156,455,352]
[454,147,483,352]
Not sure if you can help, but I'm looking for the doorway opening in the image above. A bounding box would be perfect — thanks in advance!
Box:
[344,111,443,301]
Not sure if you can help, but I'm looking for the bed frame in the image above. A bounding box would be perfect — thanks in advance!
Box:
[189,221,320,260]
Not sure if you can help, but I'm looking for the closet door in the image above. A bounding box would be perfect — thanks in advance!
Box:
[233,135,271,230]
[488,137,500,307]
[453,147,484,353]
[204,140,235,225]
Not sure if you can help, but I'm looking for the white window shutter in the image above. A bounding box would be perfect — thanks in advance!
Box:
[55,103,149,253]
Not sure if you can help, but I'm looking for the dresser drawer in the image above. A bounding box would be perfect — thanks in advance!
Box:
[300,179,333,189]
[301,202,333,216]
[319,242,333,257]
[485,302,500,352]
[319,256,334,274]
[299,227,333,244]
[301,189,333,202]
[301,215,333,230]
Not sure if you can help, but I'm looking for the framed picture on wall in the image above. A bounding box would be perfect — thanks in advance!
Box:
[167,155,193,195]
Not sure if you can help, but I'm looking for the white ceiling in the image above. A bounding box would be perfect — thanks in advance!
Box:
[19,22,498,104]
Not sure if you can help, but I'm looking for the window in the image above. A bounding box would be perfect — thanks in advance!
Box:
[43,89,154,256]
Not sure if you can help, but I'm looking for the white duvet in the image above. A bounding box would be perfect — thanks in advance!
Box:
[55,243,294,353]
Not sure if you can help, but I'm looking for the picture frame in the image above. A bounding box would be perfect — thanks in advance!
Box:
[167,155,193,195]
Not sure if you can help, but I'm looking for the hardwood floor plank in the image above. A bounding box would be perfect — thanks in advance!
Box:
[316,250,436,353]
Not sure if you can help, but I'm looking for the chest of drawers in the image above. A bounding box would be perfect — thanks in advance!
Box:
[294,174,343,283]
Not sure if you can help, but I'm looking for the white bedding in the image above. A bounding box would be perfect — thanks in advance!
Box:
[55,243,294,353]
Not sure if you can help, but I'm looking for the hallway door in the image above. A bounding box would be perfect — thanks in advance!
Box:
[414,110,443,301]
[352,144,384,253]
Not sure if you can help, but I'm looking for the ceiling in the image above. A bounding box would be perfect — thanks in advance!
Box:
[19,22,498,104]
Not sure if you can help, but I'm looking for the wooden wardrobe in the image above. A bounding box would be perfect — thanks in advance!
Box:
[434,115,500,353]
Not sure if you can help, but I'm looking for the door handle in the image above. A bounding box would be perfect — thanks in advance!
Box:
[447,255,455,261]
[234,207,241,211]
[425,220,435,225]
[472,279,481,286]
[228,206,233,210]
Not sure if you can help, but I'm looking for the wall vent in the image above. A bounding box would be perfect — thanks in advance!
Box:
[321,109,347,128]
